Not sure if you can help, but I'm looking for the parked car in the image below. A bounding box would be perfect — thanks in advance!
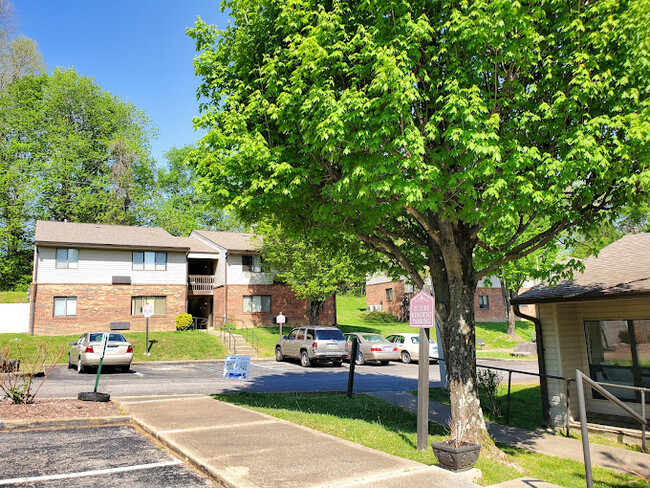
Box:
[275,326,348,367]
[344,332,400,365]
[68,332,133,373]
[385,332,438,364]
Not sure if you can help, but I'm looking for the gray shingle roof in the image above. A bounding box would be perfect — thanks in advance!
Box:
[174,236,219,254]
[192,230,262,253]
[512,233,650,304]
[34,220,189,251]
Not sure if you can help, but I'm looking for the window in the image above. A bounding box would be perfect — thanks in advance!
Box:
[478,295,489,309]
[243,295,271,313]
[54,297,77,316]
[55,248,78,269]
[242,255,262,272]
[385,288,394,301]
[585,320,650,404]
[132,251,166,271]
[131,296,166,316]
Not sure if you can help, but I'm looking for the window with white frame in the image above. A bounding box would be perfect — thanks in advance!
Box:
[55,248,78,269]
[243,295,271,313]
[242,255,262,272]
[132,251,167,271]
[53,297,77,316]
[131,296,166,316]
[385,288,394,301]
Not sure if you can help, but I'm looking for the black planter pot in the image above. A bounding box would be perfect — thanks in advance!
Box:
[431,440,481,472]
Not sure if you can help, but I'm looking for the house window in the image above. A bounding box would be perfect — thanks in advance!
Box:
[385,288,394,301]
[131,296,166,316]
[242,255,262,272]
[53,297,77,316]
[243,295,271,313]
[55,248,78,269]
[132,251,167,271]
[478,295,489,309]
[585,320,650,404]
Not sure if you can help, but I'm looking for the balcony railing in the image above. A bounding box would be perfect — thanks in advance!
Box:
[188,275,215,294]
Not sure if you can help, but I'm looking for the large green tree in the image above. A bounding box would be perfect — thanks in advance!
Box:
[190,0,650,444]
[0,68,156,289]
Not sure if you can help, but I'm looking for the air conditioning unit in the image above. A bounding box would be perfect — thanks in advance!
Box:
[367,304,383,312]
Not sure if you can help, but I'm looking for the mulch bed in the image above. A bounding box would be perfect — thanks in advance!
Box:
[0,398,123,421]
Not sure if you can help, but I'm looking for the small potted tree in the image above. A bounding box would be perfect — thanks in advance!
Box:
[431,421,481,472]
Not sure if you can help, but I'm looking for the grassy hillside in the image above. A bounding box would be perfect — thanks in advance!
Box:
[0,291,29,303]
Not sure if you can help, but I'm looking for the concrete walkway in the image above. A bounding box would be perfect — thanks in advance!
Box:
[369,391,650,478]
[120,395,481,488]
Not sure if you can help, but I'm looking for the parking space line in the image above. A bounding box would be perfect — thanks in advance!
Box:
[0,460,183,485]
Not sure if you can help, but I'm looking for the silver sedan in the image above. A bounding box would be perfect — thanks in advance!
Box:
[344,333,400,365]
[68,332,133,373]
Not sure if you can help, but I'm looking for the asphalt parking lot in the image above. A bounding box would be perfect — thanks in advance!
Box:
[0,424,218,487]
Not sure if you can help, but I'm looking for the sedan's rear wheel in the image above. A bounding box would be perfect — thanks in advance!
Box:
[400,351,412,364]
[355,352,365,366]
[275,347,284,362]
[380,360,389,366]
[300,350,311,367]
[67,353,74,369]
[77,358,84,374]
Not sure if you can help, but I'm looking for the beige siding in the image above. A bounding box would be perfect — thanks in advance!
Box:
[36,247,187,285]
[227,254,273,285]
[540,298,650,427]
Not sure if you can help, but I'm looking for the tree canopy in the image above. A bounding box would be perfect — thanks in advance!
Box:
[191,0,650,443]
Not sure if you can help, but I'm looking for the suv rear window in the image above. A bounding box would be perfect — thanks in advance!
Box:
[315,329,344,340]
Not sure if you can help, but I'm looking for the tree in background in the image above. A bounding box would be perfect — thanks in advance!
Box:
[190,0,650,446]
[141,145,243,236]
[0,0,44,91]
[258,224,368,324]
[0,68,156,289]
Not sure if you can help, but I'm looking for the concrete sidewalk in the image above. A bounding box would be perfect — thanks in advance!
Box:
[369,391,650,477]
[120,395,481,488]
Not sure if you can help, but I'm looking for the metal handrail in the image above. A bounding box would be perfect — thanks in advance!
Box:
[576,369,649,488]
[218,324,237,355]
[240,323,260,357]
[434,358,575,435]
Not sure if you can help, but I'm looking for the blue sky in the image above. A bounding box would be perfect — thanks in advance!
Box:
[13,1,229,164]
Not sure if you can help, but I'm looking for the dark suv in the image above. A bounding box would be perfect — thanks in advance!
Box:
[275,326,348,367]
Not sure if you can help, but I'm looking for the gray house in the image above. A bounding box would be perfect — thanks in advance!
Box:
[512,234,650,429]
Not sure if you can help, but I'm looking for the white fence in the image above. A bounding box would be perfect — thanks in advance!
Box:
[0,303,30,333]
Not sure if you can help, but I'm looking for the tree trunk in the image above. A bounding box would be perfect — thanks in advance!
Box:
[309,299,324,325]
[501,280,516,338]
[428,227,489,445]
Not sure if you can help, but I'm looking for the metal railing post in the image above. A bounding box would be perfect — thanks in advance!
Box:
[565,379,571,437]
[576,371,594,488]
[506,370,512,425]
[643,390,647,453]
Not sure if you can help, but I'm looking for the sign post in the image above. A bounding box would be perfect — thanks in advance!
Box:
[276,312,286,337]
[410,290,435,451]
[143,304,153,355]
[93,333,108,393]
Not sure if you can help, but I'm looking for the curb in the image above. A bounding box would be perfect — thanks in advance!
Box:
[0,415,132,431]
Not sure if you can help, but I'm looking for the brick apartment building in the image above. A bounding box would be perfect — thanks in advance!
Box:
[366,274,535,322]
[29,221,334,336]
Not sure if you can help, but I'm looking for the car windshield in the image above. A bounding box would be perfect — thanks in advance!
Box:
[88,333,127,342]
[315,330,344,340]
[362,334,387,343]
[89,333,104,342]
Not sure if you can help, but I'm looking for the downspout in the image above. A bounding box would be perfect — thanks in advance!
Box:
[224,251,228,324]
[29,246,39,336]
[513,303,550,428]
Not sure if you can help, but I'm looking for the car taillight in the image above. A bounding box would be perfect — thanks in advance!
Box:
[370,347,382,352]
[126,345,133,353]
[393,347,398,351]
[85,346,94,353]
[312,342,318,349]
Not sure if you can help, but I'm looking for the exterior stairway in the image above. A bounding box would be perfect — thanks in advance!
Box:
[208,329,258,357]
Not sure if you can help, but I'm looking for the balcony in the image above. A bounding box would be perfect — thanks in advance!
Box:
[188,275,215,295]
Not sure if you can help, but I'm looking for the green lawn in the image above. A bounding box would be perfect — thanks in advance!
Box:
[0,331,227,364]
[214,392,645,488]
[0,291,29,303]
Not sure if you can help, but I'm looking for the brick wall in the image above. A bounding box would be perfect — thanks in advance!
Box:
[30,283,186,336]
[215,284,335,327]
[365,281,409,317]
[367,281,533,323]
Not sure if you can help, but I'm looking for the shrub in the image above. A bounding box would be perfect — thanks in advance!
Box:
[223,322,237,331]
[175,313,194,331]
[363,311,399,323]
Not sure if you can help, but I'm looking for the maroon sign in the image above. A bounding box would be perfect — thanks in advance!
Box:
[409,290,435,328]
